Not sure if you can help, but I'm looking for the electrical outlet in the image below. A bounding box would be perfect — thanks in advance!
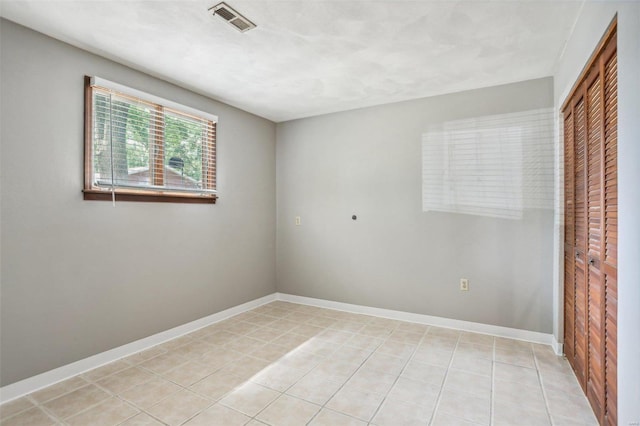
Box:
[295,216,301,226]
[460,278,469,291]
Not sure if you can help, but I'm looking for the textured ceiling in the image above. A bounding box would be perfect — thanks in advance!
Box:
[0,1,583,122]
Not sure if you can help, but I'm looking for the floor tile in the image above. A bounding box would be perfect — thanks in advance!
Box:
[401,359,447,386]
[220,356,271,380]
[328,320,365,334]
[495,346,536,368]
[455,342,494,360]
[268,319,300,333]
[96,367,156,394]
[308,408,367,425]
[224,336,266,354]
[363,352,407,375]
[346,368,397,395]
[170,340,216,359]
[250,362,307,392]
[411,347,453,368]
[203,330,240,346]
[326,383,385,421]
[82,359,132,382]
[427,327,461,339]
[316,329,353,345]
[449,353,492,376]
[162,360,219,387]
[387,329,424,345]
[156,335,194,352]
[219,382,280,417]
[345,334,384,351]
[443,370,491,396]
[493,400,552,426]
[430,412,482,426]
[183,403,251,426]
[285,370,343,405]
[117,412,165,425]
[146,389,211,426]
[139,353,189,375]
[376,340,417,360]
[539,370,583,394]
[386,376,439,408]
[493,378,547,412]
[0,397,35,420]
[459,332,494,346]
[249,343,291,363]
[331,346,372,364]
[0,407,56,426]
[371,398,432,425]
[189,370,246,401]
[395,322,429,334]
[30,376,89,403]
[271,333,312,350]
[246,327,285,342]
[256,394,320,426]
[493,361,540,387]
[43,384,111,419]
[198,347,243,368]
[119,376,182,409]
[550,413,599,426]
[545,388,598,424]
[124,347,167,365]
[437,389,491,425]
[65,397,139,426]
[313,358,360,383]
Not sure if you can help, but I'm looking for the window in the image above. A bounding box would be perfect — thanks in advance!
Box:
[84,76,217,203]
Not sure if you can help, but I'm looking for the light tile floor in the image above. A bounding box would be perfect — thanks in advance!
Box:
[0,302,598,426]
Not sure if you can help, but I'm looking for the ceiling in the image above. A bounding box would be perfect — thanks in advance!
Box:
[0,1,584,122]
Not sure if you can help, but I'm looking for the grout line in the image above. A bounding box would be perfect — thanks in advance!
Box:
[426,331,461,425]
[366,327,428,423]
[533,347,557,426]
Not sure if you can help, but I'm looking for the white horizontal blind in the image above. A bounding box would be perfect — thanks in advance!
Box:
[89,80,216,196]
[422,108,554,219]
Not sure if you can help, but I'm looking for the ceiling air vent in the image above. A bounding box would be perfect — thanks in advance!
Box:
[209,2,256,33]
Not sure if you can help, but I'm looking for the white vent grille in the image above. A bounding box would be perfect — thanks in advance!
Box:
[209,2,256,33]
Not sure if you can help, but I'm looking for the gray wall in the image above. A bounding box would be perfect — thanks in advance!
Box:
[553,3,640,423]
[276,78,555,333]
[0,19,277,386]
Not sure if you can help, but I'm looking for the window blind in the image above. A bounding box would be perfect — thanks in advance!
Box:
[86,77,217,200]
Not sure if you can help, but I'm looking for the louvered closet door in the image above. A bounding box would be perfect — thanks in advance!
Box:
[602,48,617,426]
[586,65,604,419]
[573,96,589,389]
[563,22,617,426]
[563,110,575,366]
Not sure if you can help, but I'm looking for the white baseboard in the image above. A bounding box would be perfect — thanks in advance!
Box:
[276,293,555,346]
[551,339,564,356]
[0,293,277,404]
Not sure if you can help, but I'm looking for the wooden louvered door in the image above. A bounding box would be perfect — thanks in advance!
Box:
[563,20,617,426]
[566,94,589,388]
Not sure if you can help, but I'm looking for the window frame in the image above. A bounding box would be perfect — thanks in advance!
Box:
[83,76,218,204]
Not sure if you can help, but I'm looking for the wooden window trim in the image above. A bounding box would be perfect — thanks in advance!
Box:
[83,189,216,204]
[83,76,217,204]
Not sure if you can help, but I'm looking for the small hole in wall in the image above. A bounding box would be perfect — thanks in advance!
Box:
[352,215,357,220]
